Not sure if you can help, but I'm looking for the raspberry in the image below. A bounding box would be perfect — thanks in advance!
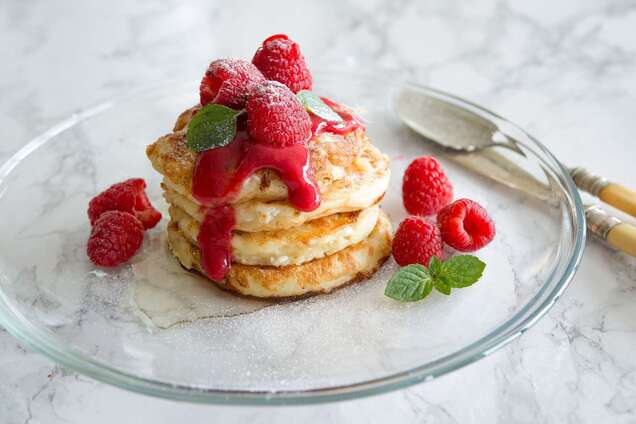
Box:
[252,34,312,93]
[402,156,453,216]
[392,216,443,267]
[437,199,496,252]
[199,58,265,109]
[125,178,162,229]
[88,182,135,226]
[246,80,312,146]
[87,211,144,267]
[88,178,161,229]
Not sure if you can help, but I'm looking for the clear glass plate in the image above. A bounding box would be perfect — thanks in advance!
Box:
[0,70,585,404]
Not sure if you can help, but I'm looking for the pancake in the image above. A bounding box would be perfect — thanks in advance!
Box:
[169,204,380,266]
[166,210,392,298]
[159,141,389,232]
[146,106,373,205]
[149,103,393,299]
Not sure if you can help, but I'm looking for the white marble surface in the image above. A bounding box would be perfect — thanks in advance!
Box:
[1,0,635,422]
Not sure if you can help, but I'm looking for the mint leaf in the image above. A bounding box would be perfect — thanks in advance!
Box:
[428,256,442,277]
[439,255,486,288]
[434,279,452,295]
[186,104,242,152]
[385,255,486,302]
[384,264,433,302]
[296,90,343,122]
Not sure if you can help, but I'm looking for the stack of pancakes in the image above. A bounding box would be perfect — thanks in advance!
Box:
[146,106,392,298]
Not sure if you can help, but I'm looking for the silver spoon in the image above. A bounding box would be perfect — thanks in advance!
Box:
[394,86,636,258]
[394,87,636,217]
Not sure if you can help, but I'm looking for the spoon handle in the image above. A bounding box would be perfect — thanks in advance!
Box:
[571,167,636,218]
[585,205,636,257]
[446,149,636,256]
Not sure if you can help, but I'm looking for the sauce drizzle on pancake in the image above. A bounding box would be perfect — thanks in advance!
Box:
[311,98,364,136]
[192,99,364,281]
[196,205,235,281]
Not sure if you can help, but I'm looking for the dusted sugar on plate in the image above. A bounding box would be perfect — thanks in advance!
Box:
[146,34,392,299]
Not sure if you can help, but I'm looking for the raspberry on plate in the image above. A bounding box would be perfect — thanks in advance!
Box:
[88,178,161,230]
[392,216,443,267]
[125,178,162,229]
[199,58,265,108]
[246,80,312,146]
[87,181,135,226]
[437,198,496,252]
[402,156,453,216]
[252,34,312,93]
[87,211,144,267]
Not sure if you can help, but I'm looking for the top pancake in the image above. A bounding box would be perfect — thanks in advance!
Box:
[146,106,385,206]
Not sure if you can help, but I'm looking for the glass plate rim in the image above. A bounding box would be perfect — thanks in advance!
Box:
[0,72,586,405]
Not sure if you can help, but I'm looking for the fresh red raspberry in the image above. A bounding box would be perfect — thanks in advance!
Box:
[251,34,312,93]
[437,199,496,252]
[87,211,144,267]
[392,216,443,267]
[88,178,161,229]
[88,182,135,226]
[125,178,162,230]
[199,58,265,109]
[402,156,453,216]
[246,80,312,146]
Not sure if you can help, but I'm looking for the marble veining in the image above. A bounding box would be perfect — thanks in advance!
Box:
[1,0,636,422]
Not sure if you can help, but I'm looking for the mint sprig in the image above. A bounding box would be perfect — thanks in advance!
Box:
[296,90,343,122]
[385,255,485,302]
[439,255,486,288]
[384,264,433,302]
[186,104,243,152]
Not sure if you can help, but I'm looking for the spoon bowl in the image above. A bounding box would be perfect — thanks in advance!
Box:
[394,86,520,152]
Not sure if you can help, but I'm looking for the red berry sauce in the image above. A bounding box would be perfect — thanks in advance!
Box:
[311,97,364,136]
[192,133,320,280]
[191,98,363,281]
[196,205,235,281]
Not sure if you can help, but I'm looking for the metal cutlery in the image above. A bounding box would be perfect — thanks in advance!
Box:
[394,87,636,258]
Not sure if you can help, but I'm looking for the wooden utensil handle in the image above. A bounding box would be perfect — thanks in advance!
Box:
[607,223,636,258]
[586,205,636,258]
[599,183,636,218]
[571,167,636,218]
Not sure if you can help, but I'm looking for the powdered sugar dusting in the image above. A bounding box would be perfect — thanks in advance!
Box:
[246,80,312,146]
[201,58,264,108]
